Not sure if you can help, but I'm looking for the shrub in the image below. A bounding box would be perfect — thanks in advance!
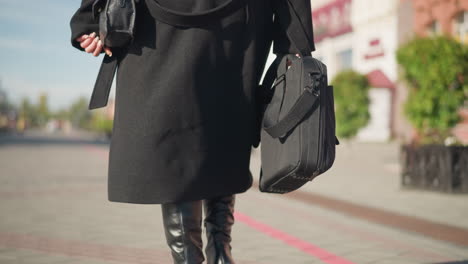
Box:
[90,111,113,136]
[331,70,371,138]
[396,35,468,144]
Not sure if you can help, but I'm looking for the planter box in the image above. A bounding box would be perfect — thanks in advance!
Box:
[401,144,468,193]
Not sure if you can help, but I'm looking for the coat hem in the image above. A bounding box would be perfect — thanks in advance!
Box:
[107,170,254,205]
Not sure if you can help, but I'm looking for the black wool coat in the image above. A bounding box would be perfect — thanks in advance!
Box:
[70,0,315,204]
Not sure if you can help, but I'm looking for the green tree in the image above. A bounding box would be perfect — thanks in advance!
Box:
[0,90,9,114]
[0,82,11,130]
[68,96,93,129]
[331,70,371,138]
[90,111,113,137]
[51,108,70,121]
[19,97,38,127]
[396,35,468,143]
[36,93,50,127]
[0,80,15,116]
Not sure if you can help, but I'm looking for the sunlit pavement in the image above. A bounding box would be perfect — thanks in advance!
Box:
[0,130,467,264]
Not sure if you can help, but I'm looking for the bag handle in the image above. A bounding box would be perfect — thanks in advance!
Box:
[261,56,321,139]
[263,87,321,139]
[260,56,339,144]
[146,0,246,27]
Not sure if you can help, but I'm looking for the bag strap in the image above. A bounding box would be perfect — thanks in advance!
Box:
[262,77,321,139]
[273,0,313,57]
[146,0,246,27]
[88,54,118,110]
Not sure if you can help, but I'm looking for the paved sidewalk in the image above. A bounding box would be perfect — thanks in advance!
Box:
[251,141,468,230]
[0,131,467,264]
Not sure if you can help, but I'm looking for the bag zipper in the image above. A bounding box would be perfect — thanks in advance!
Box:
[303,69,322,178]
[313,59,326,175]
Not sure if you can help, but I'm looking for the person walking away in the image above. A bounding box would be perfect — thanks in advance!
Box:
[69,0,315,263]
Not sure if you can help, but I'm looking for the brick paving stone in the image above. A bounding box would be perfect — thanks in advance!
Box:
[365,254,467,264]
[0,248,80,264]
[0,248,18,262]
[336,248,409,264]
[21,254,80,264]
[314,243,382,259]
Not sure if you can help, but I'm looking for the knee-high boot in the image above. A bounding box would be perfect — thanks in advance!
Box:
[203,194,236,264]
[161,199,205,264]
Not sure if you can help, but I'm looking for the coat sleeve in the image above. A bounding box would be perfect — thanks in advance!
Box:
[271,0,316,55]
[69,0,100,52]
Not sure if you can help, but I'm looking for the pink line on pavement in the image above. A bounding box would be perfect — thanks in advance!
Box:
[253,194,451,261]
[234,212,356,264]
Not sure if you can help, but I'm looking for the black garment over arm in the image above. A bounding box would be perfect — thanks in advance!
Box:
[69,0,100,52]
[271,0,315,55]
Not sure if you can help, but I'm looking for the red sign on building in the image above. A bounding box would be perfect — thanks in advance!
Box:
[312,0,353,43]
[364,38,385,60]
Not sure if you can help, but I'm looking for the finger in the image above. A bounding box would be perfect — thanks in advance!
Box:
[79,32,96,47]
[76,34,89,42]
[93,40,103,56]
[80,36,95,49]
[85,37,99,53]
[103,46,113,57]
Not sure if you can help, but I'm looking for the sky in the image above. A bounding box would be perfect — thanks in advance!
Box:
[0,0,116,112]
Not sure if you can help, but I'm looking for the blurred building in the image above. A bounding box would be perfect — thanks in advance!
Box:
[311,0,400,142]
[311,0,468,142]
[413,0,468,42]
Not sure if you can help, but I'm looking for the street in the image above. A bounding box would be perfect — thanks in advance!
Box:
[0,130,467,264]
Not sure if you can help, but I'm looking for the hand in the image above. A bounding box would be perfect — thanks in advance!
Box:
[75,32,112,57]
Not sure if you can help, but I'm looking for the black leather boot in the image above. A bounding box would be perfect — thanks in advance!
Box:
[161,199,205,264]
[203,194,236,264]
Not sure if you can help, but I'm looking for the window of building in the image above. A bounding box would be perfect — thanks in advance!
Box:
[453,11,468,44]
[336,49,353,70]
[427,20,441,36]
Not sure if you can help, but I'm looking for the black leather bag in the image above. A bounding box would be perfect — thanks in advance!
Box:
[257,2,339,194]
[92,0,137,48]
